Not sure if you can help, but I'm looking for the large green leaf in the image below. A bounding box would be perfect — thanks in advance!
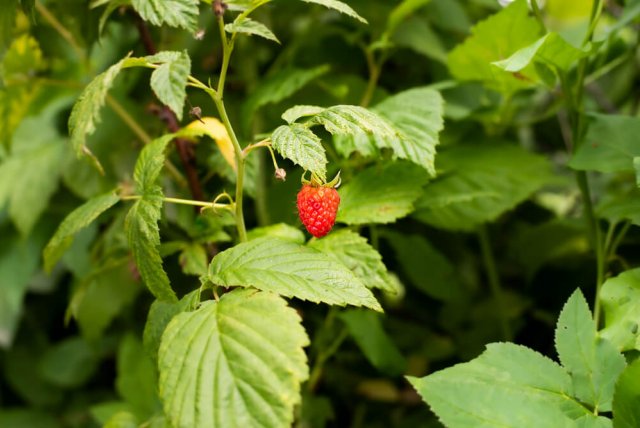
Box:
[308,229,395,294]
[148,51,191,120]
[413,144,555,231]
[133,134,174,192]
[613,358,640,428]
[225,16,279,43]
[493,32,590,81]
[158,289,309,428]
[131,0,199,31]
[340,309,406,376]
[337,161,428,225]
[271,124,327,181]
[555,289,626,412]
[448,0,541,94]
[600,268,640,352]
[334,88,444,176]
[116,335,160,420]
[43,190,120,272]
[208,237,382,311]
[570,114,640,173]
[384,231,461,301]
[408,343,588,427]
[299,0,367,23]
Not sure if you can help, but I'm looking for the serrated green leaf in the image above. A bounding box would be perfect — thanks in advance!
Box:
[247,223,306,244]
[43,190,120,272]
[225,16,279,43]
[408,343,588,428]
[271,124,327,180]
[242,66,329,132]
[133,135,174,192]
[414,144,556,231]
[149,51,190,120]
[448,0,541,94]
[384,231,461,301]
[555,289,626,412]
[493,33,590,81]
[340,309,406,376]
[332,88,444,176]
[311,104,398,140]
[600,268,640,352]
[281,105,326,124]
[158,289,309,428]
[69,59,126,161]
[116,335,160,420]
[612,358,640,428]
[308,229,395,293]
[299,0,367,23]
[131,0,199,31]
[125,194,176,303]
[208,237,382,311]
[337,161,428,225]
[570,114,640,173]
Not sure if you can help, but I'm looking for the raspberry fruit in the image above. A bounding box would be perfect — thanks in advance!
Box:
[297,184,340,238]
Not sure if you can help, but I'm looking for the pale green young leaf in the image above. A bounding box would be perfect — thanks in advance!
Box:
[242,66,329,131]
[448,0,541,94]
[271,124,327,181]
[149,51,190,120]
[131,0,199,31]
[612,358,640,428]
[600,268,640,352]
[570,114,640,173]
[246,223,306,244]
[299,0,367,23]
[333,88,444,176]
[340,309,406,376]
[384,231,461,301]
[208,237,382,311]
[414,144,556,231]
[493,32,590,77]
[125,194,177,302]
[408,343,588,427]
[555,289,626,411]
[308,229,395,294]
[43,190,120,272]
[158,289,309,428]
[281,105,326,124]
[225,16,279,43]
[337,161,428,225]
[116,335,160,420]
[576,415,613,428]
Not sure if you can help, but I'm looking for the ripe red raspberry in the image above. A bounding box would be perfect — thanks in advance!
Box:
[297,184,340,238]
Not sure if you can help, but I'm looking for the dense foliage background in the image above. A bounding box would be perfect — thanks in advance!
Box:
[2,0,640,427]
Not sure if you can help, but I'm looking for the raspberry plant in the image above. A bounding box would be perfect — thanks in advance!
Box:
[2,0,640,427]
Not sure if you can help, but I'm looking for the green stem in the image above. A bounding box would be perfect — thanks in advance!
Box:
[360,47,385,108]
[105,95,152,145]
[307,328,348,392]
[35,1,84,60]
[477,225,511,341]
[608,221,631,260]
[121,195,231,210]
[530,0,545,31]
[212,16,247,242]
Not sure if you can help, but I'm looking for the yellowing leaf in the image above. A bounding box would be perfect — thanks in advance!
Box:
[185,117,235,171]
